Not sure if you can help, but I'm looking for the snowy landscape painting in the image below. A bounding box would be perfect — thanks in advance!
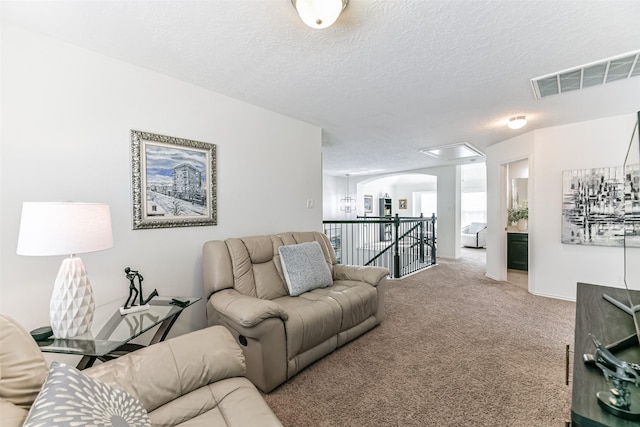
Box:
[131,130,216,229]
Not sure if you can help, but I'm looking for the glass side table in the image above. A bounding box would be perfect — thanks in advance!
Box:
[37,296,201,369]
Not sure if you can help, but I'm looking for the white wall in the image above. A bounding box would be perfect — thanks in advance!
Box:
[322,174,343,219]
[532,115,635,299]
[431,165,461,259]
[323,174,361,220]
[356,174,437,218]
[461,163,486,193]
[508,159,529,180]
[1,26,323,339]
[391,178,438,218]
[486,114,637,300]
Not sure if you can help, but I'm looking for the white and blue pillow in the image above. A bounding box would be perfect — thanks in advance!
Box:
[22,361,150,427]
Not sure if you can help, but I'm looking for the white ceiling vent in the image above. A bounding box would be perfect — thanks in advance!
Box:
[420,142,484,161]
[531,50,640,99]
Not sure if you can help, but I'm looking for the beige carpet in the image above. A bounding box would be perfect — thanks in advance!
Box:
[263,250,576,427]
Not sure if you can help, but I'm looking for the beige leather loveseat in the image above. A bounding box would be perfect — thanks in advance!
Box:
[0,314,282,427]
[202,231,389,392]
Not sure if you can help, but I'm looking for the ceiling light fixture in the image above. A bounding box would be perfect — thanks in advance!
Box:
[508,116,527,130]
[291,0,348,29]
[420,142,485,161]
[339,174,356,213]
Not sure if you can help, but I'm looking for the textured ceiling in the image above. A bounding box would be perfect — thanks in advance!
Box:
[3,0,640,176]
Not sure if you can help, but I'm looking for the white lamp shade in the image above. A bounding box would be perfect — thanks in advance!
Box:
[17,202,113,256]
[293,0,346,29]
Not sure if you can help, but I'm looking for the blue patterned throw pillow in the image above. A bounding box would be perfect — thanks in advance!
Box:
[279,241,333,296]
[22,361,150,427]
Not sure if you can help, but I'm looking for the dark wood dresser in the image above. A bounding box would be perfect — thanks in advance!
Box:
[571,282,640,426]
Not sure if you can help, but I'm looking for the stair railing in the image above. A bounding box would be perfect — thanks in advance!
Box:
[323,213,436,278]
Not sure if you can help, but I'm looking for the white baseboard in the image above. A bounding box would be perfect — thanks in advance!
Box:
[529,290,576,302]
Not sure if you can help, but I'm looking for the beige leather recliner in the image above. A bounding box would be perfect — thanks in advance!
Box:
[0,314,283,427]
[202,231,389,393]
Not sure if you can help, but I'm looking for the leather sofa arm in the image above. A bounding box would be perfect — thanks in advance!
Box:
[84,326,246,413]
[333,264,389,286]
[0,399,28,427]
[211,289,289,328]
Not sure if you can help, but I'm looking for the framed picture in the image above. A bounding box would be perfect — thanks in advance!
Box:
[399,199,407,210]
[364,195,373,213]
[561,166,630,246]
[130,130,217,229]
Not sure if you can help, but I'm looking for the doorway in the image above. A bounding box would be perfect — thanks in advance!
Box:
[505,159,529,288]
[461,163,487,229]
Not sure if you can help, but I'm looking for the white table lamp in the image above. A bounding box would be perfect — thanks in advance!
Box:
[17,202,113,338]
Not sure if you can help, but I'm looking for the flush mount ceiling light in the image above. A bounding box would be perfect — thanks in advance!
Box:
[291,0,348,29]
[507,116,527,130]
[420,142,485,161]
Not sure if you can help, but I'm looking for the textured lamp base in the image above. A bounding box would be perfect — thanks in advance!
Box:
[50,256,95,338]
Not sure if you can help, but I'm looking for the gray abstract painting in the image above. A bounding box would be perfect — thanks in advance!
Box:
[562,166,639,247]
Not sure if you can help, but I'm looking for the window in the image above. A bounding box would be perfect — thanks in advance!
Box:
[461,192,487,228]
[461,163,487,228]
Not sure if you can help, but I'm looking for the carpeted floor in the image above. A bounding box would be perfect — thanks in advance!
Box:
[263,250,576,427]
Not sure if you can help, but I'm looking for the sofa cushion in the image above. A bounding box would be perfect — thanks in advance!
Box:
[0,399,28,427]
[148,377,283,427]
[225,236,289,300]
[23,361,150,427]
[311,280,378,331]
[274,293,342,357]
[0,314,49,411]
[279,241,333,296]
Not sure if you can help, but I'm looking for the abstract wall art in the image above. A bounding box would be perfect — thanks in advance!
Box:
[561,165,639,247]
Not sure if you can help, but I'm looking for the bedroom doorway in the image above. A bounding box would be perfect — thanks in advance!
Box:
[459,163,488,269]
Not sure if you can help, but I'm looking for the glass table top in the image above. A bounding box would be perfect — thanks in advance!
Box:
[37,296,200,357]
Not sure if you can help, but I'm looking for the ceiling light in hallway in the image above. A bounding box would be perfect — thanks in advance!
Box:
[292,0,348,29]
[508,116,527,130]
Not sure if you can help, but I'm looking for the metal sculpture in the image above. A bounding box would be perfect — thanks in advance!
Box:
[123,267,158,310]
[584,334,640,420]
